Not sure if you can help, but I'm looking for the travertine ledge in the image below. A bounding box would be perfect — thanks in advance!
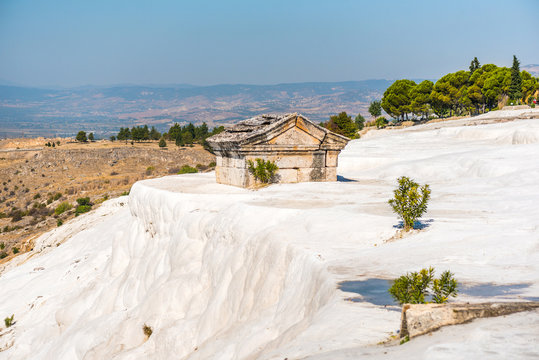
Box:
[400,302,539,339]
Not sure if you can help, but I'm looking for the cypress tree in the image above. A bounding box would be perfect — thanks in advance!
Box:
[469,57,480,74]
[509,55,522,101]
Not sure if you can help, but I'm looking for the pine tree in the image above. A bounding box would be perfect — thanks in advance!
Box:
[469,57,480,74]
[368,100,382,120]
[509,55,522,101]
[76,131,87,142]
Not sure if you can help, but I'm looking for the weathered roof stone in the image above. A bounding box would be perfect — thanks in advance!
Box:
[207,113,349,148]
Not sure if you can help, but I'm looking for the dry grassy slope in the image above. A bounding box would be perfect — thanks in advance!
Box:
[0,139,215,263]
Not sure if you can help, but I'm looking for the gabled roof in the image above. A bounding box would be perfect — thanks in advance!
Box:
[206,113,349,151]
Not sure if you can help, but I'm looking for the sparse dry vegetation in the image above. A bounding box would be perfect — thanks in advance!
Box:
[0,138,215,262]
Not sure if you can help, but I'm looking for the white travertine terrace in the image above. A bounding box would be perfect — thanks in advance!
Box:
[0,110,538,359]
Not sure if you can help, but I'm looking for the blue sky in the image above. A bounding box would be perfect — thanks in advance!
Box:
[0,0,537,87]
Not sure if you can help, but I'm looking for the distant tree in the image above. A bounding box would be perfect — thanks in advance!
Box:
[159,138,167,147]
[88,132,94,141]
[429,71,469,117]
[521,71,538,103]
[186,123,196,139]
[354,113,366,130]
[325,112,358,138]
[509,55,522,101]
[368,100,382,120]
[195,122,209,139]
[469,57,480,75]
[381,79,416,121]
[175,135,184,147]
[211,126,225,135]
[76,131,87,142]
[110,135,116,142]
[117,127,131,143]
[141,125,150,140]
[182,131,194,144]
[168,123,182,141]
[410,80,434,120]
[150,126,161,140]
[482,66,511,109]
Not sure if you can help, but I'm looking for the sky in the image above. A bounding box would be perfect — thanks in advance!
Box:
[0,0,537,88]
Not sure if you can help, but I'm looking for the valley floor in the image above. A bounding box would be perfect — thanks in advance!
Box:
[1,110,539,359]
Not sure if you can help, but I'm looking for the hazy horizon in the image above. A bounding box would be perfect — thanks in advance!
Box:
[1,0,538,88]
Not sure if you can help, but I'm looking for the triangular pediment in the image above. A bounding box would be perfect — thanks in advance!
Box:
[266,126,321,145]
[249,115,327,146]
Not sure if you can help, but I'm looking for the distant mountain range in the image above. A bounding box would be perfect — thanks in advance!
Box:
[522,64,539,77]
[0,80,395,138]
[2,64,536,139]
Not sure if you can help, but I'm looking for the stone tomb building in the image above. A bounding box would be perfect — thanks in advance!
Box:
[206,113,350,188]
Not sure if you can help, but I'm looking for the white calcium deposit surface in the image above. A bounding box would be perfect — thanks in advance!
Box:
[1,111,539,359]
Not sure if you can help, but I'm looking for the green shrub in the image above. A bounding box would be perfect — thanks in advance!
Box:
[208,161,216,167]
[4,315,14,328]
[12,247,19,254]
[375,116,388,129]
[178,165,198,174]
[57,219,63,227]
[53,192,62,201]
[0,242,4,250]
[75,205,92,215]
[431,270,459,304]
[389,267,458,305]
[55,201,72,215]
[76,197,91,206]
[33,193,41,199]
[247,158,278,184]
[158,138,167,147]
[145,166,155,175]
[0,252,7,259]
[388,176,431,231]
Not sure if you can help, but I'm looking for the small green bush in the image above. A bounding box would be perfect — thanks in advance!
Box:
[4,314,14,328]
[75,205,92,215]
[76,197,91,206]
[178,165,198,174]
[0,252,7,259]
[0,242,4,250]
[208,161,216,168]
[158,138,167,147]
[12,247,19,254]
[55,201,72,215]
[247,158,278,184]
[389,267,458,305]
[57,219,63,227]
[388,176,430,231]
[145,166,155,175]
[375,116,388,129]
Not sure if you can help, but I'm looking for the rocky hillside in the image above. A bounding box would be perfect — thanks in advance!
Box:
[0,139,215,262]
